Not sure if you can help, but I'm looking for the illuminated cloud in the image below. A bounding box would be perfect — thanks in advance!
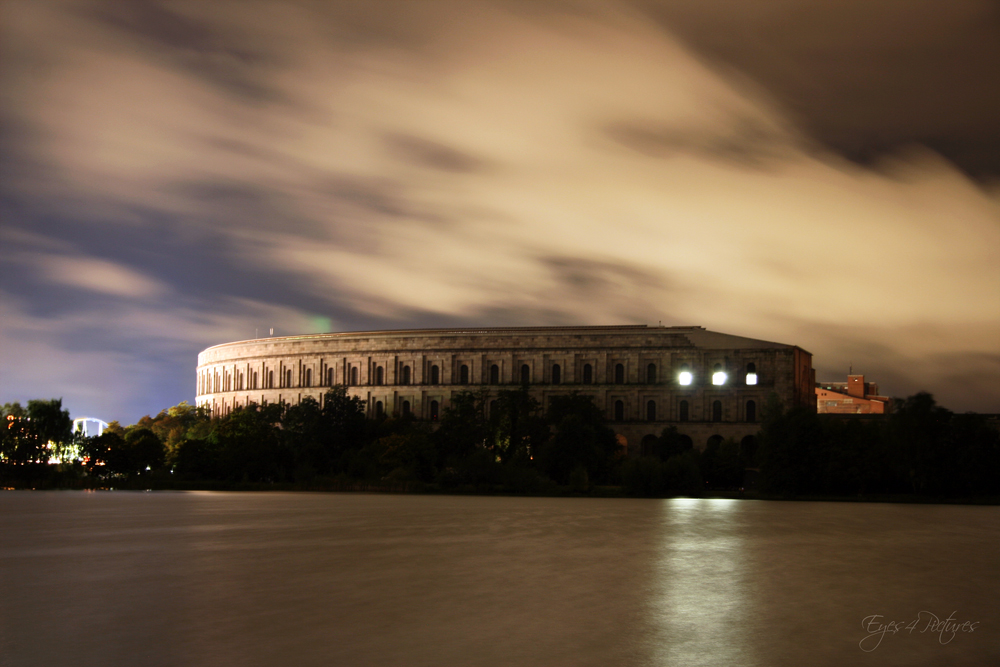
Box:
[1,0,997,419]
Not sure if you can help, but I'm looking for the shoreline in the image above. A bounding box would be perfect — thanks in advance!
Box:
[3,476,998,505]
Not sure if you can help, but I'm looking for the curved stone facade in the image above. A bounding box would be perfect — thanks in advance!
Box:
[196,325,814,455]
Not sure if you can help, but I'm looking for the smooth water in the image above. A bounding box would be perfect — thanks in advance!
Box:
[1,492,997,667]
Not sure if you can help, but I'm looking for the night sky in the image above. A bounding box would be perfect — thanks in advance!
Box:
[2,0,998,424]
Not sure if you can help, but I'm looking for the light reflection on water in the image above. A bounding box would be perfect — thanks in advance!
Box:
[1,492,997,667]
[650,499,752,667]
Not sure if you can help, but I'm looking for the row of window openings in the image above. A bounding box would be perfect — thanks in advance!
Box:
[204,362,760,393]
[212,393,755,424]
[618,399,756,423]
[370,398,756,424]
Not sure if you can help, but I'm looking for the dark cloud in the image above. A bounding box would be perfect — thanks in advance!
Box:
[385,133,491,173]
[543,256,663,292]
[1,0,996,422]
[639,0,1000,180]
[87,0,294,104]
[603,116,793,166]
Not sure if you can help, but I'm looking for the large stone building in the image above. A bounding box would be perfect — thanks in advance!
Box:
[196,325,815,456]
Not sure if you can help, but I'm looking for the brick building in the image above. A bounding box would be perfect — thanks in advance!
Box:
[815,374,891,414]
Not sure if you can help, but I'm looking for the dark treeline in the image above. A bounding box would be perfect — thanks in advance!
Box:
[757,392,1000,498]
[2,391,998,500]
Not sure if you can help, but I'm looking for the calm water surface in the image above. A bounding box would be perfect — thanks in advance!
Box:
[1,492,997,667]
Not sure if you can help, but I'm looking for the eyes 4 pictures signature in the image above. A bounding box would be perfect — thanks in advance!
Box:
[860,612,980,652]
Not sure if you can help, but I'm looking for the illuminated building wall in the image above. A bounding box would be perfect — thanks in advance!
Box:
[196,325,814,455]
[815,374,891,414]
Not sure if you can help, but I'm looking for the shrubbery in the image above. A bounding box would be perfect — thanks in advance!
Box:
[5,390,997,499]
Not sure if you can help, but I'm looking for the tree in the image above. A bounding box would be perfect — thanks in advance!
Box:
[487,388,548,465]
[210,402,288,482]
[0,399,72,464]
[433,390,490,467]
[538,393,619,485]
[126,428,165,473]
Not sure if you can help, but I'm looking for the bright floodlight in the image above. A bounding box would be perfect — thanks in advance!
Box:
[746,372,758,385]
[712,371,727,385]
[678,371,693,386]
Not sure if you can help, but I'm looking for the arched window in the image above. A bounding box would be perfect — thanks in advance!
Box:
[746,400,756,423]
[615,363,625,384]
[614,400,625,422]
[712,363,727,386]
[678,363,693,386]
[460,364,469,384]
[350,367,359,386]
[253,371,258,390]
[679,400,689,422]
[712,400,722,422]
[304,369,312,387]
[401,365,411,385]
[646,400,656,421]
[520,364,530,384]
[326,368,334,386]
[551,364,561,385]
[268,370,274,389]
[285,369,292,387]
[375,401,384,418]
[430,400,439,421]
[402,400,411,416]
[746,362,758,385]
[489,399,497,415]
[647,363,656,384]
[375,366,383,386]
[430,364,440,384]
[583,363,593,384]
[490,364,499,385]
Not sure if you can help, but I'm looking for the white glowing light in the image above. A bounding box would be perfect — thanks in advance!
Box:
[746,373,757,385]
[678,371,693,386]
[712,371,727,385]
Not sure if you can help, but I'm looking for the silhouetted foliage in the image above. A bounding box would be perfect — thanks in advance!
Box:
[538,393,619,484]
[6,388,997,499]
[1,399,73,464]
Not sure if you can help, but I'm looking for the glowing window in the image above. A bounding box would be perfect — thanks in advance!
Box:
[746,362,757,385]
[712,364,727,386]
[678,371,693,386]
